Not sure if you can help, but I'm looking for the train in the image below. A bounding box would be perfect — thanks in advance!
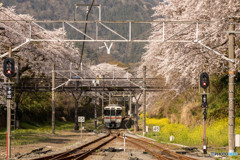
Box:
[104,104,126,128]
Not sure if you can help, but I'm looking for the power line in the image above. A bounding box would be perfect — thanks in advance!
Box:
[79,0,95,65]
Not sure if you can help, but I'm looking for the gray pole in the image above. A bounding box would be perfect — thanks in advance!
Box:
[203,96,207,154]
[6,48,11,158]
[95,91,97,129]
[129,92,132,117]
[109,92,111,105]
[135,94,142,132]
[74,98,79,130]
[102,92,104,124]
[52,64,55,134]
[72,92,81,131]
[228,17,235,153]
[134,95,139,133]
[143,66,146,136]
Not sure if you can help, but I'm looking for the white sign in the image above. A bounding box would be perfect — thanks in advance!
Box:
[146,126,149,132]
[78,116,85,123]
[153,126,160,132]
[236,134,240,147]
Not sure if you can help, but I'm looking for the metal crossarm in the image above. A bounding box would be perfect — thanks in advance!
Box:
[0,19,235,63]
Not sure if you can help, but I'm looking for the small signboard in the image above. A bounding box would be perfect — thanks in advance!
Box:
[153,126,160,132]
[78,116,85,123]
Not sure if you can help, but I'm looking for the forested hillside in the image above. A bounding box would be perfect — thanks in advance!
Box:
[1,0,160,64]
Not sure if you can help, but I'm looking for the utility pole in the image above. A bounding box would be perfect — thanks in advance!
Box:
[52,64,55,134]
[228,17,235,153]
[124,95,126,110]
[143,66,146,136]
[134,95,139,133]
[6,48,12,159]
[94,91,97,129]
[102,75,105,124]
[109,92,111,105]
[102,92,104,124]
[129,92,132,117]
[74,95,79,130]
[71,91,82,131]
[15,62,20,129]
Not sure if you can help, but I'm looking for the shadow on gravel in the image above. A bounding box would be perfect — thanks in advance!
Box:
[40,138,71,144]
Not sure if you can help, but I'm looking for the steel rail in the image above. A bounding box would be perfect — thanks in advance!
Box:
[68,135,117,160]
[118,136,169,160]
[32,131,119,160]
[32,133,110,160]
[121,136,197,160]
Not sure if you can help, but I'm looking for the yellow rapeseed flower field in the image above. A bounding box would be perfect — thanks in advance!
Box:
[140,115,240,147]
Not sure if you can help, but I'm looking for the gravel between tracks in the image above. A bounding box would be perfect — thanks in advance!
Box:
[0,130,106,159]
[0,129,215,160]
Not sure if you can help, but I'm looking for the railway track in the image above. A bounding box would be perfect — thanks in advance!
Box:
[32,130,119,160]
[119,134,197,160]
[32,129,197,160]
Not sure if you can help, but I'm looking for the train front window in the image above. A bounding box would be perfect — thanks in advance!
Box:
[104,110,110,116]
[111,110,115,116]
[116,110,122,116]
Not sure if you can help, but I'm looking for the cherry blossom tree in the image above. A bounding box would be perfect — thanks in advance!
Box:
[140,0,240,91]
[0,6,84,77]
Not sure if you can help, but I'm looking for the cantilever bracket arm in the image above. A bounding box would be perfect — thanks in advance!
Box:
[0,39,31,58]
[53,79,71,90]
[196,41,234,63]
[127,79,144,90]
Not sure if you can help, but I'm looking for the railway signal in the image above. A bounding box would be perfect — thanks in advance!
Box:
[200,72,209,89]
[202,94,208,108]
[200,72,209,154]
[3,58,15,78]
[6,86,13,100]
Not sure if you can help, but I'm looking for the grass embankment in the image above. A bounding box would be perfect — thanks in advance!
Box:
[0,116,103,147]
[143,117,240,148]
[0,121,74,146]
[142,74,240,148]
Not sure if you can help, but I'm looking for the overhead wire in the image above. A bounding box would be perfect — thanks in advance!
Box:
[79,0,95,65]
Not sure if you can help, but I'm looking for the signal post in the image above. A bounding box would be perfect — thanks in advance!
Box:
[200,72,209,154]
[3,48,15,159]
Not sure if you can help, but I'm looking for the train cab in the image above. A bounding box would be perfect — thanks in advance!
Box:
[104,104,124,128]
